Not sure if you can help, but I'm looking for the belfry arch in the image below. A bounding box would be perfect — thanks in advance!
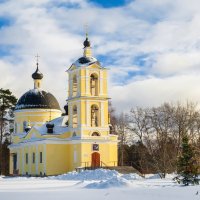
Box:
[91,105,99,127]
[72,75,77,96]
[90,73,98,96]
[72,105,78,128]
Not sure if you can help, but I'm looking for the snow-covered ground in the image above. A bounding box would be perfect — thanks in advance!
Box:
[0,169,199,200]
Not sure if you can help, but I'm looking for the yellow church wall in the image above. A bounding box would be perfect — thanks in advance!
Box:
[70,143,81,171]
[80,69,86,96]
[46,144,69,175]
[104,101,109,125]
[80,101,86,125]
[108,143,118,166]
[9,152,13,175]
[15,109,62,133]
[102,79,108,96]
[79,143,91,166]
[81,130,109,137]
[9,144,48,176]
[80,142,118,167]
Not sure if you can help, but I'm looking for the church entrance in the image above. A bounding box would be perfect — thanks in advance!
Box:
[91,152,100,168]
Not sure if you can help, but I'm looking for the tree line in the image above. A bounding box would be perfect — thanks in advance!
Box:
[110,102,200,178]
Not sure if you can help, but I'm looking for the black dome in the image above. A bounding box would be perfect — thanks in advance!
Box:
[32,66,43,80]
[77,56,101,65]
[83,37,90,48]
[78,56,95,64]
[15,89,61,110]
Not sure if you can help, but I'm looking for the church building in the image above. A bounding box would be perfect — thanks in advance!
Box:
[8,35,118,176]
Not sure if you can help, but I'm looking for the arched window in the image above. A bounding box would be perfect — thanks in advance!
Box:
[90,74,98,96]
[91,132,100,136]
[73,132,77,137]
[91,105,99,127]
[23,121,27,132]
[72,75,77,96]
[72,105,78,128]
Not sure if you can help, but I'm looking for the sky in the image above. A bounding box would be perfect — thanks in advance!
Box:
[1,0,200,112]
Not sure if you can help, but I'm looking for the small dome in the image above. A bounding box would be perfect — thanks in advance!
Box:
[32,66,43,80]
[78,56,96,64]
[83,37,90,48]
[15,89,61,110]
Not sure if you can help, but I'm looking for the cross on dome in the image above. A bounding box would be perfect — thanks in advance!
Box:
[32,54,43,80]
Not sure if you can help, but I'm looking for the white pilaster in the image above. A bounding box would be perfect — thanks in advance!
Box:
[69,102,72,128]
[86,101,89,126]
[101,102,104,127]
[36,145,39,175]
[22,148,24,175]
[43,144,46,174]
[100,70,103,95]
[77,72,80,96]
[86,70,89,95]
[28,147,31,174]
[78,102,81,134]
[69,74,72,98]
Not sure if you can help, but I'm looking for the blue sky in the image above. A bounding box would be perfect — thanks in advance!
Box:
[89,0,130,8]
[1,0,200,112]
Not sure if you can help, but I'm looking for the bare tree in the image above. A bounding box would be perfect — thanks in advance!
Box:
[116,113,130,166]
[128,102,200,176]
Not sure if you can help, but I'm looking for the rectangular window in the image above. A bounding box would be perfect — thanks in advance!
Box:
[26,153,28,164]
[32,153,35,163]
[40,152,42,163]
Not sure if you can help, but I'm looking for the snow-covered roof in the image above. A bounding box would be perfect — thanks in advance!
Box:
[71,56,100,68]
[14,132,27,139]
[35,116,69,135]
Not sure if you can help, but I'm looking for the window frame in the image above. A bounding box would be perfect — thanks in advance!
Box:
[40,152,43,163]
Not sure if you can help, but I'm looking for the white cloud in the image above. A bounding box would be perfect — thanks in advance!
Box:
[110,74,200,112]
[1,0,200,113]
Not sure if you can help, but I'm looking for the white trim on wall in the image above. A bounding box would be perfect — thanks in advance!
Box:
[28,147,31,174]
[36,144,39,175]
[86,70,89,95]
[22,148,24,175]
[99,70,103,95]
[9,137,118,148]
[86,101,89,126]
[43,144,46,174]
[101,102,104,127]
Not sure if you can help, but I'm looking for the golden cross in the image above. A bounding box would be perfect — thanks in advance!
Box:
[35,54,40,67]
[84,23,88,37]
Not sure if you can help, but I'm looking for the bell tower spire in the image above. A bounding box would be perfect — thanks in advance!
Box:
[32,54,43,89]
[83,24,92,57]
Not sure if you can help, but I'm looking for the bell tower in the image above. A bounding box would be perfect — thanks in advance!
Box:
[67,34,109,138]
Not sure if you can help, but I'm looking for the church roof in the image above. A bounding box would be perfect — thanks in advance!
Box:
[35,116,69,135]
[71,56,101,68]
[15,89,61,110]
